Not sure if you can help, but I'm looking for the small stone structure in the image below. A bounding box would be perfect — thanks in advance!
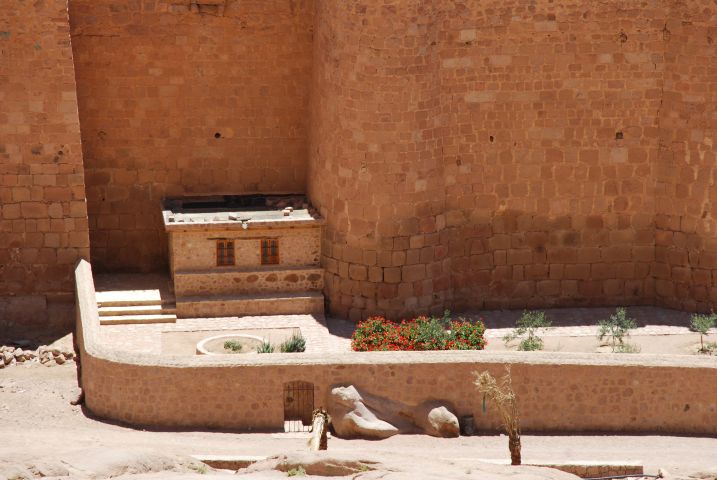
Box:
[162,195,324,318]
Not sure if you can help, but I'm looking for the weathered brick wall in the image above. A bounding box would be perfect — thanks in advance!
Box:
[310,0,671,320]
[309,1,450,320]
[441,1,662,311]
[0,0,90,337]
[69,0,314,272]
[654,2,717,312]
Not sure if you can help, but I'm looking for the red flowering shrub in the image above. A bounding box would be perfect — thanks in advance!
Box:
[351,315,487,352]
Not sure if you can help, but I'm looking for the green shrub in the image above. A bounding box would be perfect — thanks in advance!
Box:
[280,333,306,353]
[287,466,306,477]
[615,342,641,354]
[503,310,551,351]
[690,313,717,353]
[223,340,243,353]
[256,341,274,354]
[598,307,637,353]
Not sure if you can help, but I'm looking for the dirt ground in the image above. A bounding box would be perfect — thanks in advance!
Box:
[1,363,717,478]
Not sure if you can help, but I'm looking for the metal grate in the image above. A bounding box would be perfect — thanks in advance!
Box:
[283,381,314,433]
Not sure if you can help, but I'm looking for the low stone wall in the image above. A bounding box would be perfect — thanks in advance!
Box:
[75,260,717,434]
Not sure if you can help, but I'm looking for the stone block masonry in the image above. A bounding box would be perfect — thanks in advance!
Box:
[308,0,717,320]
[4,1,717,335]
[0,0,90,337]
[69,0,314,273]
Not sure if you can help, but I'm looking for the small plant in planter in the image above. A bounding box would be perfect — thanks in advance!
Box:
[256,341,275,354]
[690,312,717,354]
[598,307,638,353]
[280,333,307,353]
[223,340,243,353]
[503,310,551,351]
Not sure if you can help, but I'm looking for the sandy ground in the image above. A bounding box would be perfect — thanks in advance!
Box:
[1,363,717,478]
[487,332,713,355]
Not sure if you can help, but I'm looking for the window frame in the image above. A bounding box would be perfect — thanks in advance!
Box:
[260,238,280,265]
[216,239,235,267]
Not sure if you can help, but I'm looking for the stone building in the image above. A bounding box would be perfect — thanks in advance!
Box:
[162,195,324,318]
[1,0,717,337]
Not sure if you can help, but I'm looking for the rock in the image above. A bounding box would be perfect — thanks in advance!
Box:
[51,348,61,357]
[329,386,399,440]
[64,350,75,359]
[658,468,670,478]
[414,404,460,438]
[13,349,24,362]
[329,385,460,439]
[3,351,12,365]
[55,354,66,365]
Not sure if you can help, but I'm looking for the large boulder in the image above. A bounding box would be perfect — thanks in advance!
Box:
[414,403,461,438]
[328,385,460,439]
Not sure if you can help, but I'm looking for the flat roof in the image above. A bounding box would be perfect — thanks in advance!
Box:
[161,195,323,231]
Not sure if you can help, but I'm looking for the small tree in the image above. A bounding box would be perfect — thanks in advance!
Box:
[597,307,637,353]
[474,367,521,465]
[503,310,551,351]
[690,313,717,354]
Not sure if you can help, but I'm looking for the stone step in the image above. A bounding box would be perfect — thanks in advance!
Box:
[99,314,178,325]
[96,290,176,308]
[176,291,324,318]
[98,304,177,317]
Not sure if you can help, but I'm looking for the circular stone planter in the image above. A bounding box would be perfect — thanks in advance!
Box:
[196,334,266,355]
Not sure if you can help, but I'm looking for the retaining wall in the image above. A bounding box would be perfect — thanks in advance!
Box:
[76,260,717,434]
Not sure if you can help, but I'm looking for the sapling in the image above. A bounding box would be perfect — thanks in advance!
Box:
[690,313,717,354]
[503,310,551,351]
[597,307,637,353]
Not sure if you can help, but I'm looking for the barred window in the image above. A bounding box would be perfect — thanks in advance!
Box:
[261,238,279,265]
[216,239,235,266]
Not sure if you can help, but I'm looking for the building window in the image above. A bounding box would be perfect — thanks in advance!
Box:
[261,238,279,265]
[216,239,235,266]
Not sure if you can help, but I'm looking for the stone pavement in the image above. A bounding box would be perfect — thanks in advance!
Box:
[99,314,352,355]
[98,305,714,355]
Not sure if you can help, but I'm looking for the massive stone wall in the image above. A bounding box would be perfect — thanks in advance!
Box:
[654,2,717,312]
[309,0,717,320]
[0,0,90,337]
[69,0,314,272]
[4,1,717,331]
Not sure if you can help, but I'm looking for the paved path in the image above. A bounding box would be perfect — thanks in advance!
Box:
[100,314,352,355]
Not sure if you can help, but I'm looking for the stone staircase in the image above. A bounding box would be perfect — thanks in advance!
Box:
[95,274,177,325]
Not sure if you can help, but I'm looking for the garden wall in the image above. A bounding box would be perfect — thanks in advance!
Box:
[76,260,717,434]
[0,0,90,338]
